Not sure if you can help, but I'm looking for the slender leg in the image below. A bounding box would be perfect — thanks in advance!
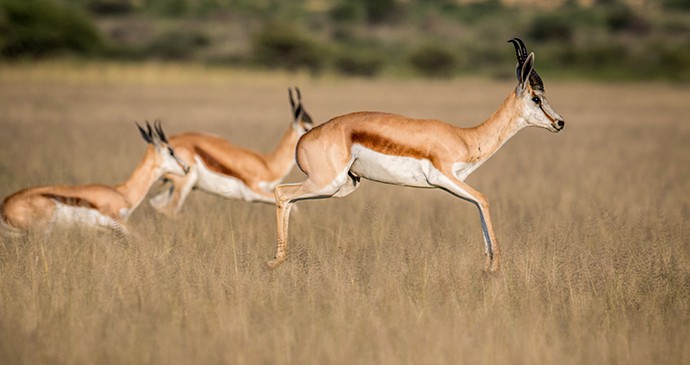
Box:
[150,169,197,217]
[431,170,501,272]
[171,171,197,214]
[106,219,130,245]
[245,183,277,204]
[149,182,173,212]
[267,183,302,269]
[267,170,360,269]
[251,192,277,204]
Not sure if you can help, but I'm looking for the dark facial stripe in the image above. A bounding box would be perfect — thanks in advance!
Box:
[351,131,432,161]
[42,193,97,209]
[193,146,248,184]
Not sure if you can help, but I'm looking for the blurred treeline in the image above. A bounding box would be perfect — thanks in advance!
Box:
[1,0,690,80]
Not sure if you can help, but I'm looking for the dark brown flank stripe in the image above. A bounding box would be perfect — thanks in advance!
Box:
[42,193,97,209]
[351,130,434,161]
[193,146,248,184]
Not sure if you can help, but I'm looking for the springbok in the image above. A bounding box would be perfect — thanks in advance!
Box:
[0,121,189,237]
[148,87,313,216]
[267,38,565,272]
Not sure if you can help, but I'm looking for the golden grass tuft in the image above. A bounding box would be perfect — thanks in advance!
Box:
[1,63,689,364]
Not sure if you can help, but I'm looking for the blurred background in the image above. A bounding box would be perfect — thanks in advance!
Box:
[2,3,690,364]
[1,0,689,80]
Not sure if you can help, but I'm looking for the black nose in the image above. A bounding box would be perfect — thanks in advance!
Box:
[556,120,565,129]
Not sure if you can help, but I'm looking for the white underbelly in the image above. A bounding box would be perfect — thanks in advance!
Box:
[350,144,434,188]
[53,203,114,227]
[195,158,269,202]
[348,144,485,188]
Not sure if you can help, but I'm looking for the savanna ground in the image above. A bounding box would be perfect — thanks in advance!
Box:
[0,63,689,364]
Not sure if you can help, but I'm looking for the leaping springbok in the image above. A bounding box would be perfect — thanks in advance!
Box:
[268,38,565,272]
[148,87,313,216]
[0,121,189,237]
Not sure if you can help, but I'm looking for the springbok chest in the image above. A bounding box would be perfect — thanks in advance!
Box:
[452,160,484,181]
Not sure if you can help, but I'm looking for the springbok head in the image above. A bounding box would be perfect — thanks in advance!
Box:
[136,120,189,176]
[509,38,565,133]
[288,87,314,135]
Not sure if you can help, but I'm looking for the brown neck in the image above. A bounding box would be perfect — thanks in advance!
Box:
[263,126,300,181]
[115,147,162,212]
[464,92,525,161]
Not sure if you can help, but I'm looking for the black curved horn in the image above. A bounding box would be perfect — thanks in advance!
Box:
[136,122,153,144]
[154,119,168,143]
[508,37,545,91]
[508,38,527,64]
[288,87,296,111]
[516,38,528,61]
[146,121,153,141]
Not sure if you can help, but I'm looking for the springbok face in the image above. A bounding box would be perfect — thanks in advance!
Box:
[288,87,314,135]
[137,120,189,176]
[509,38,565,133]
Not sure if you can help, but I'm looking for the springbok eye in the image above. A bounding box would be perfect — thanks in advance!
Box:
[168,147,174,156]
[532,96,541,104]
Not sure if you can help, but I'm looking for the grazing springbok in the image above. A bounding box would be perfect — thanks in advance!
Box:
[0,121,189,237]
[267,38,565,272]
[148,87,314,216]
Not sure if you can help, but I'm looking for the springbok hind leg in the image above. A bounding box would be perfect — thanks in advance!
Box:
[267,183,302,269]
[267,181,331,269]
[267,170,359,269]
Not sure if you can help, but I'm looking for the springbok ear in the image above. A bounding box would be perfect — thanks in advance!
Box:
[136,122,154,144]
[518,52,535,92]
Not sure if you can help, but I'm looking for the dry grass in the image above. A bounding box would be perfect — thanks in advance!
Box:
[1,63,689,364]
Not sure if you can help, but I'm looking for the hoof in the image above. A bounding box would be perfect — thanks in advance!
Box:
[483,261,500,275]
[266,258,285,270]
[483,265,500,276]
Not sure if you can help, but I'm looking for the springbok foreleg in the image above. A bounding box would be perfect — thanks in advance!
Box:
[150,169,198,217]
[432,170,501,272]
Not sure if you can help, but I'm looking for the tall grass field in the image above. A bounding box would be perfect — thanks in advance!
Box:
[1,63,689,364]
